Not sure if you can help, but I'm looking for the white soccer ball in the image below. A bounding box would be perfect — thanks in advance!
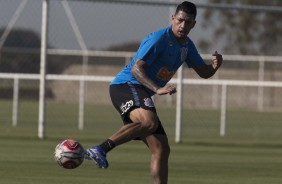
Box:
[54,139,84,169]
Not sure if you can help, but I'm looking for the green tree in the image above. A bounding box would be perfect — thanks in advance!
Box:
[200,0,282,55]
[0,28,41,73]
[0,28,72,74]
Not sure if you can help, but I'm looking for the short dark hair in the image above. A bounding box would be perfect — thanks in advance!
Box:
[175,1,197,18]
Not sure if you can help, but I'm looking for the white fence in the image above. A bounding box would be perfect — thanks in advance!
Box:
[1,0,282,142]
[1,49,282,142]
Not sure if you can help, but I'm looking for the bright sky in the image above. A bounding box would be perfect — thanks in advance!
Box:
[0,0,216,52]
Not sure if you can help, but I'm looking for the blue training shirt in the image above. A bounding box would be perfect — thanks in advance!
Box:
[111,25,205,94]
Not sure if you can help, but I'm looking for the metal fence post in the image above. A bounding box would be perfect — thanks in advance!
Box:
[38,0,49,139]
[258,57,265,111]
[175,65,183,143]
[220,84,227,136]
[12,77,19,127]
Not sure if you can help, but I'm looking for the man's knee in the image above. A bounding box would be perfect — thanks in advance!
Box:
[129,108,159,133]
[141,119,159,133]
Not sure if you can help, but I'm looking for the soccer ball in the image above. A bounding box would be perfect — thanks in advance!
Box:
[54,139,84,169]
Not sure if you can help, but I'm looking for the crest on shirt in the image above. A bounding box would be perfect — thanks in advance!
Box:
[169,40,173,47]
[180,47,188,62]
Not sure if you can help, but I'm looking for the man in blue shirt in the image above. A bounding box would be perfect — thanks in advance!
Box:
[85,1,222,184]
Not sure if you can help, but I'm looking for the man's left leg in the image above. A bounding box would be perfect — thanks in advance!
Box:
[142,134,170,184]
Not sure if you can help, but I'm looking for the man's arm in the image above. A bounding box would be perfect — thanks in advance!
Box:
[193,51,223,79]
[131,59,176,95]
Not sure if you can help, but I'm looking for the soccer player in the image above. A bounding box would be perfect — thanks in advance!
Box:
[85,1,222,184]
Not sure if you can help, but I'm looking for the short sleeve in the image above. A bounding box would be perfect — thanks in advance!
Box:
[185,39,205,68]
[136,35,164,66]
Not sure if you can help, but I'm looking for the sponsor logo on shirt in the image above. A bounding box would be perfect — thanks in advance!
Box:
[157,67,176,81]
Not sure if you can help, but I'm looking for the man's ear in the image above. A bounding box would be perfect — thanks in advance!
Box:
[171,14,175,22]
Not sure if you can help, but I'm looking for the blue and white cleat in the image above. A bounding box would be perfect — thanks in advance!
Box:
[84,145,109,169]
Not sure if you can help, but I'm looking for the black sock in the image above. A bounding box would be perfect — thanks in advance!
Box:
[99,139,116,153]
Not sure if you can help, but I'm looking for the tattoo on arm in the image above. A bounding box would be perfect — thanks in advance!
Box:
[131,59,160,93]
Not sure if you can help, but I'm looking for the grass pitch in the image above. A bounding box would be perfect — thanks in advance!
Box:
[0,101,282,184]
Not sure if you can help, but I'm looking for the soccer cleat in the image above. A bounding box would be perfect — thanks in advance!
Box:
[84,145,109,169]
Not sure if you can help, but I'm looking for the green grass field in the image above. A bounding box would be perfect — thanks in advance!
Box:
[0,100,282,184]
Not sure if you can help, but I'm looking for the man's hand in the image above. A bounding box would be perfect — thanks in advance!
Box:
[156,85,176,95]
[192,51,223,79]
[212,51,223,70]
